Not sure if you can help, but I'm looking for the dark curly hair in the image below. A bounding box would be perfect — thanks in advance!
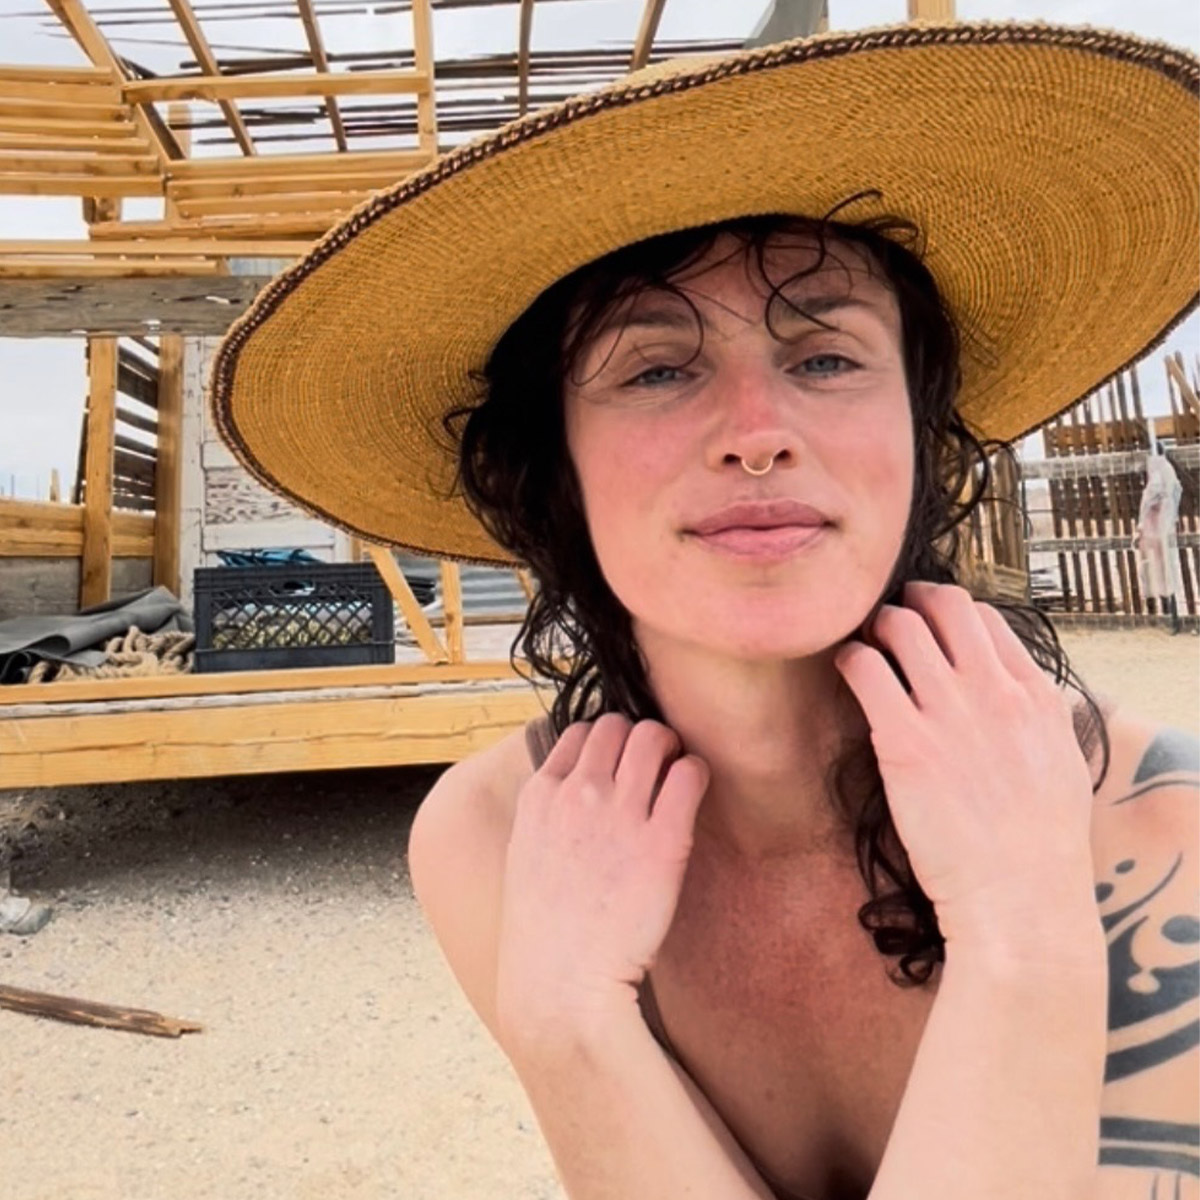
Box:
[443,202,1110,987]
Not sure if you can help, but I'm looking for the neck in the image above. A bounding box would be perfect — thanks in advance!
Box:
[636,629,869,863]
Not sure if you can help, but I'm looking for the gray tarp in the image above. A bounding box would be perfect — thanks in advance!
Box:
[0,586,191,685]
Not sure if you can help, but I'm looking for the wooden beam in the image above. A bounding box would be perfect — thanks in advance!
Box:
[0,276,274,336]
[367,544,448,663]
[631,0,668,70]
[0,498,83,557]
[0,238,309,258]
[0,116,140,138]
[907,0,955,16]
[154,334,183,595]
[0,98,127,123]
[0,688,544,788]
[122,69,429,105]
[0,132,150,154]
[0,151,160,176]
[295,0,348,151]
[167,169,414,200]
[0,65,113,84]
[518,0,535,116]
[165,0,256,156]
[174,190,368,217]
[440,560,465,663]
[40,0,175,169]
[80,337,117,607]
[0,80,122,105]
[0,659,529,705]
[117,406,158,437]
[411,0,439,155]
[0,174,162,198]
[0,260,220,279]
[1166,355,1200,419]
[93,212,358,237]
[167,147,431,179]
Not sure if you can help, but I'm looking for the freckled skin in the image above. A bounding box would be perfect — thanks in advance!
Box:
[562,234,914,666]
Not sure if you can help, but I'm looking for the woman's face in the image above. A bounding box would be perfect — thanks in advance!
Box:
[562,232,914,661]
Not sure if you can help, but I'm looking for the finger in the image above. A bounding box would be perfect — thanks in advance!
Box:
[539,720,593,780]
[901,581,1003,677]
[833,640,914,740]
[646,754,709,854]
[574,711,634,781]
[975,603,1057,690]
[868,604,954,710]
[614,720,682,817]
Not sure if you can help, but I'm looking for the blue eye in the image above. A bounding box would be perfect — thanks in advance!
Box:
[628,365,685,387]
[801,354,856,375]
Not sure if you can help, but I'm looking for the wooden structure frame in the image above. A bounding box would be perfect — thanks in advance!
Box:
[0,0,1026,790]
[1,0,733,787]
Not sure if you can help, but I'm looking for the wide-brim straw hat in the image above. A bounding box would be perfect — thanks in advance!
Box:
[211,20,1199,566]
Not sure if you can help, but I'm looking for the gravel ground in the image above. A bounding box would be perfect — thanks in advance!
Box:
[0,627,1195,1200]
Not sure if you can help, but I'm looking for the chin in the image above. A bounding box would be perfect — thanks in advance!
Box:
[640,592,873,663]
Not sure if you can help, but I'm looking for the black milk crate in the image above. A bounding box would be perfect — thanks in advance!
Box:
[193,562,394,674]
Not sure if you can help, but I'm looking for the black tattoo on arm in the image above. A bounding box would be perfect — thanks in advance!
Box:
[1094,847,1199,1188]
[1114,730,1200,807]
[1099,1116,1198,1174]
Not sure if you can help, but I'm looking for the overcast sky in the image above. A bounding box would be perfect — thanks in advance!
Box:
[1,0,1197,497]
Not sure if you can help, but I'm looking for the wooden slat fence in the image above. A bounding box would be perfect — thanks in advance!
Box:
[74,337,159,512]
[959,447,1029,602]
[1019,357,1200,626]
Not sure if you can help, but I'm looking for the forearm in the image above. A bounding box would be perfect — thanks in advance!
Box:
[870,920,1108,1200]
[505,1000,773,1200]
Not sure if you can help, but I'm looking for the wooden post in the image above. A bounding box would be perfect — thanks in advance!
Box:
[411,0,438,156]
[366,544,448,663]
[81,337,117,608]
[516,567,535,602]
[907,0,954,17]
[154,103,189,596]
[154,337,183,593]
[439,559,464,663]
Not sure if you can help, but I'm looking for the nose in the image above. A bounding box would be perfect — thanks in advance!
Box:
[705,364,799,474]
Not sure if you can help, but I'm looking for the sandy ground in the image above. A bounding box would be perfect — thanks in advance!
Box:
[0,627,1195,1200]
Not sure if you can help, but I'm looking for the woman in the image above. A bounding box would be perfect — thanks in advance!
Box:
[210,22,1199,1199]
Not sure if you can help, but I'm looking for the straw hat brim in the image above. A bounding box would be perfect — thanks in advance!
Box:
[211,20,1200,566]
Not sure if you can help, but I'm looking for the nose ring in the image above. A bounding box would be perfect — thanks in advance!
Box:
[741,453,778,477]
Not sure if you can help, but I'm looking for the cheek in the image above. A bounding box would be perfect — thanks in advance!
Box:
[567,415,683,597]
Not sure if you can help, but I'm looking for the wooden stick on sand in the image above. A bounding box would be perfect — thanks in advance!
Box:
[0,983,203,1038]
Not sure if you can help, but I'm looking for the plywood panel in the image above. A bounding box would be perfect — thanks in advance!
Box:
[204,465,299,526]
[0,276,274,337]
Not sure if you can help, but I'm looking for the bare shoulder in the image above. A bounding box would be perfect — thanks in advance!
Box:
[1086,707,1200,1195]
[1090,705,1198,835]
[407,725,538,1042]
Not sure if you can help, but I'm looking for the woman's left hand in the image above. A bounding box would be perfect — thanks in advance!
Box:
[833,581,1100,956]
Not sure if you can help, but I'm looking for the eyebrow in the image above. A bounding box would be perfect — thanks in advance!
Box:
[595,291,887,336]
[771,293,889,323]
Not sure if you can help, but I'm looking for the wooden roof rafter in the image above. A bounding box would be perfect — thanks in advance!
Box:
[294,0,349,151]
[39,0,175,169]
[1,0,755,271]
[517,0,535,116]
[165,0,257,155]
[631,0,669,70]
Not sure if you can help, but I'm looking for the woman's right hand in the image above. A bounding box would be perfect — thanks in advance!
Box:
[494,713,710,1052]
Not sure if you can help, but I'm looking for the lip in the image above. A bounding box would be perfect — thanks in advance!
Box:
[688,524,828,561]
[686,499,832,536]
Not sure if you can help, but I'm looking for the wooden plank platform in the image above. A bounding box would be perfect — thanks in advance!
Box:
[1,674,546,788]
